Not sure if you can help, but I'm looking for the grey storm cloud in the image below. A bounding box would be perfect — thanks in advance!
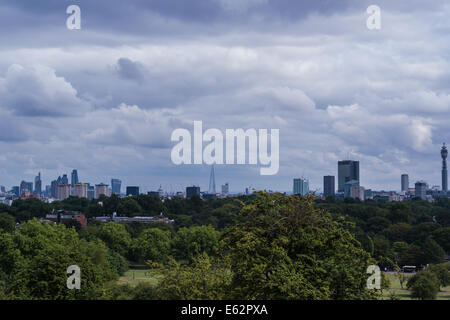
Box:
[115,58,145,82]
[0,64,90,117]
[0,1,449,193]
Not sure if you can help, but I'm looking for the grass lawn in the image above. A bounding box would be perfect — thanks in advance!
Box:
[383,272,450,300]
[117,269,163,287]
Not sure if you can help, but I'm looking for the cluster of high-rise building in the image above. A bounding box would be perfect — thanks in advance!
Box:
[293,143,450,202]
[1,144,449,206]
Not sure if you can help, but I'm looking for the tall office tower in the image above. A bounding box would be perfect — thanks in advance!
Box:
[111,179,122,195]
[87,185,95,200]
[401,174,409,192]
[0,186,5,193]
[221,183,229,195]
[338,160,359,192]
[73,184,88,198]
[12,186,20,196]
[323,176,335,198]
[125,186,139,197]
[441,143,448,192]
[61,174,69,185]
[34,172,42,196]
[95,183,110,199]
[20,181,33,195]
[208,165,216,194]
[293,178,309,196]
[57,184,71,201]
[415,181,427,200]
[186,186,200,199]
[45,185,51,197]
[50,180,58,198]
[71,170,79,186]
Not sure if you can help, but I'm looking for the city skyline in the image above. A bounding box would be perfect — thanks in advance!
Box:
[0,1,449,192]
[3,141,448,196]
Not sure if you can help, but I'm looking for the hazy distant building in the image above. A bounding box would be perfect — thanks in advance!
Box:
[95,183,110,199]
[344,180,360,198]
[50,180,58,198]
[401,174,409,192]
[323,176,335,198]
[12,186,19,196]
[57,184,71,201]
[415,181,427,200]
[221,183,229,195]
[34,172,42,196]
[73,184,88,198]
[293,178,309,196]
[20,181,33,195]
[338,160,359,192]
[126,186,139,197]
[441,143,448,192]
[186,186,200,199]
[87,185,95,200]
[71,170,79,186]
[61,174,69,185]
[111,179,122,195]
[350,186,365,200]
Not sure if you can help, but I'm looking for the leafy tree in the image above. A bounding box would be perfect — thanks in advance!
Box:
[117,198,142,217]
[156,253,231,300]
[428,263,450,289]
[172,225,220,262]
[130,228,172,263]
[1,220,119,299]
[0,213,16,233]
[407,271,440,300]
[432,227,450,253]
[222,192,377,300]
[421,237,445,265]
[97,222,132,257]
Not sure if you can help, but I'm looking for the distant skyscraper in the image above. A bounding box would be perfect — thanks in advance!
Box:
[50,180,58,198]
[111,179,122,195]
[349,186,365,200]
[344,180,359,198]
[338,160,359,192]
[61,174,69,185]
[12,186,20,196]
[34,172,42,196]
[293,178,309,196]
[20,181,33,195]
[74,184,88,198]
[208,165,216,194]
[221,183,229,195]
[95,183,110,199]
[323,176,335,198]
[401,174,409,192]
[57,184,71,201]
[126,186,139,196]
[415,181,427,200]
[87,185,95,200]
[186,186,200,199]
[71,170,79,186]
[441,143,448,192]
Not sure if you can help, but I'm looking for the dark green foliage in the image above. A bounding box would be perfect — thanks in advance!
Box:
[407,271,440,300]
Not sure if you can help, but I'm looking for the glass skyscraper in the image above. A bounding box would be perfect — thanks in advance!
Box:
[293,178,309,196]
[111,179,122,195]
[71,170,79,186]
[338,160,359,192]
[323,176,335,198]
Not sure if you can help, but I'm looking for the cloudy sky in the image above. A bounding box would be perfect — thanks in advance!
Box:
[0,0,449,193]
